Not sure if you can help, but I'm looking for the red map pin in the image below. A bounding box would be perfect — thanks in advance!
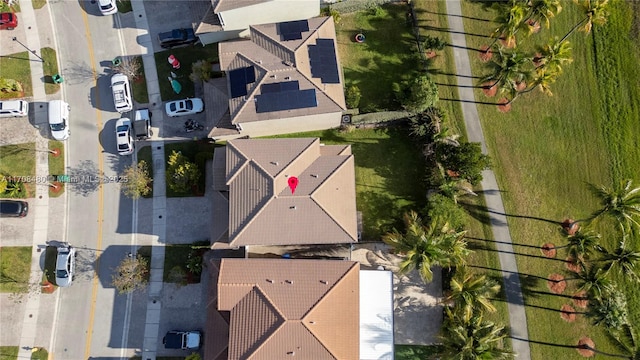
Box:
[288,176,299,194]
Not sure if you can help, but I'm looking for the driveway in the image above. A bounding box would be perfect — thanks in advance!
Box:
[141,1,209,53]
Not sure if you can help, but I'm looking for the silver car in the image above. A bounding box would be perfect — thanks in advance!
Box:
[55,245,76,287]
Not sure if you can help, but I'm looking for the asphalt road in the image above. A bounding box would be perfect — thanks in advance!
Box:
[49,1,139,358]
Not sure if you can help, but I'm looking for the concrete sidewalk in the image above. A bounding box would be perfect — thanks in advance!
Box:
[444,1,532,359]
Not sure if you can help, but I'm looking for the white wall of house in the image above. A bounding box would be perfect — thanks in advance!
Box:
[236,112,341,138]
[198,29,246,46]
[220,0,320,31]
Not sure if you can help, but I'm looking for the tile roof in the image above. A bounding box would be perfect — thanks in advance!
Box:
[225,138,358,246]
[218,16,346,125]
[216,259,360,359]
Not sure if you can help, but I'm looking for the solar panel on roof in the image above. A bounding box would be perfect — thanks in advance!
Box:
[255,89,317,113]
[279,20,309,41]
[261,81,299,94]
[228,66,256,98]
[308,39,340,84]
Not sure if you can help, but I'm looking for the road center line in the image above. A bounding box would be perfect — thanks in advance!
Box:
[79,3,105,359]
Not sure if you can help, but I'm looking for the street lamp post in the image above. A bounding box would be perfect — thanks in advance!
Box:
[12,37,45,62]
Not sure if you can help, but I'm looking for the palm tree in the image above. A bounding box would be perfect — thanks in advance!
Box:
[445,268,501,323]
[486,0,528,50]
[606,324,640,360]
[600,242,640,281]
[588,179,640,234]
[382,211,470,283]
[585,285,629,329]
[556,229,602,266]
[480,48,533,98]
[567,265,612,299]
[523,0,563,30]
[535,38,573,72]
[440,307,512,360]
[559,0,610,43]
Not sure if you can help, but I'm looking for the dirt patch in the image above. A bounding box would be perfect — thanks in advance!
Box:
[573,290,589,308]
[577,337,595,357]
[541,243,556,258]
[560,304,576,322]
[547,273,566,294]
[515,81,527,91]
[562,219,580,235]
[565,257,582,273]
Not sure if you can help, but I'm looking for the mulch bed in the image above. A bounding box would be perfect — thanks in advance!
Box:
[515,81,527,92]
[577,337,595,357]
[479,45,493,62]
[497,98,511,113]
[572,290,589,308]
[482,82,497,97]
[541,243,556,258]
[560,304,576,322]
[562,219,580,235]
[565,257,582,273]
[547,273,566,294]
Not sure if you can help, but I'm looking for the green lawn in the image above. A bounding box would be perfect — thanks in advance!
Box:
[49,140,65,197]
[0,51,32,99]
[154,45,219,101]
[30,348,48,360]
[117,0,132,13]
[453,1,640,359]
[0,247,32,293]
[163,141,217,197]
[0,143,36,198]
[336,4,419,113]
[395,344,443,360]
[163,241,208,284]
[136,145,153,198]
[42,47,60,94]
[131,56,149,104]
[0,346,18,360]
[271,127,428,240]
[32,0,46,9]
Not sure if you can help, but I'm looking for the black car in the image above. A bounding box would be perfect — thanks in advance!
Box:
[158,28,198,49]
[0,200,28,217]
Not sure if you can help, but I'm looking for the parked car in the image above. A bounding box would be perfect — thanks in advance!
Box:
[0,12,18,30]
[165,98,204,117]
[158,28,198,49]
[115,118,134,155]
[0,200,28,217]
[163,330,201,350]
[97,0,118,15]
[48,100,70,141]
[111,73,133,113]
[133,108,151,140]
[55,245,76,287]
[0,100,28,118]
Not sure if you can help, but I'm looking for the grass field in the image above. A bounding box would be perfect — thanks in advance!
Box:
[0,247,32,293]
[0,143,36,198]
[42,47,61,95]
[454,1,640,358]
[154,45,219,102]
[335,4,419,113]
[130,56,149,104]
[0,346,18,360]
[0,51,32,99]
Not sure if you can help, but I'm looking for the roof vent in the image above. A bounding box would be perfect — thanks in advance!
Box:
[257,60,262,64]
[266,279,274,283]
[270,161,279,166]
[287,352,295,356]
[283,60,294,66]
[270,74,277,79]
[284,76,291,80]
[320,280,328,284]
[309,321,315,324]
[290,206,296,210]
[285,280,294,284]
[310,174,318,178]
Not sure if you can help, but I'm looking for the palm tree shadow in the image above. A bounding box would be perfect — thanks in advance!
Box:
[420,9,494,23]
[427,68,482,79]
[420,25,493,39]
[462,202,561,225]
[467,240,567,263]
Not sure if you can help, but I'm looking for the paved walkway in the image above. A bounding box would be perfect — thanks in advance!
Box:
[444,1,532,359]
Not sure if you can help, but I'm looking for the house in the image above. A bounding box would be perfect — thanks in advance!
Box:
[209,16,346,140]
[205,259,394,360]
[196,0,320,45]
[212,137,358,248]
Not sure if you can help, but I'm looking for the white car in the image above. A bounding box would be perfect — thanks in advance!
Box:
[165,98,204,117]
[111,73,133,113]
[0,100,28,118]
[48,100,70,141]
[115,118,134,155]
[55,245,76,288]
[98,0,117,15]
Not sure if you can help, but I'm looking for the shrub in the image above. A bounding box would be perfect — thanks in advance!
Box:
[345,85,362,109]
[112,255,149,294]
[167,150,200,193]
[436,142,491,186]
[189,60,212,83]
[423,35,447,51]
[425,194,468,231]
[396,75,439,114]
[121,160,152,199]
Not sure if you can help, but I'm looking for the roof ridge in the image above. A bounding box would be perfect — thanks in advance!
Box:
[277,137,319,178]
[301,262,358,319]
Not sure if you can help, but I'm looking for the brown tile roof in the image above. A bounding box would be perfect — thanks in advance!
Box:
[218,16,346,125]
[225,138,358,246]
[215,259,360,359]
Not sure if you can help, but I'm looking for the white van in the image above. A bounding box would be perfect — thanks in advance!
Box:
[48,100,70,141]
[0,100,29,118]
